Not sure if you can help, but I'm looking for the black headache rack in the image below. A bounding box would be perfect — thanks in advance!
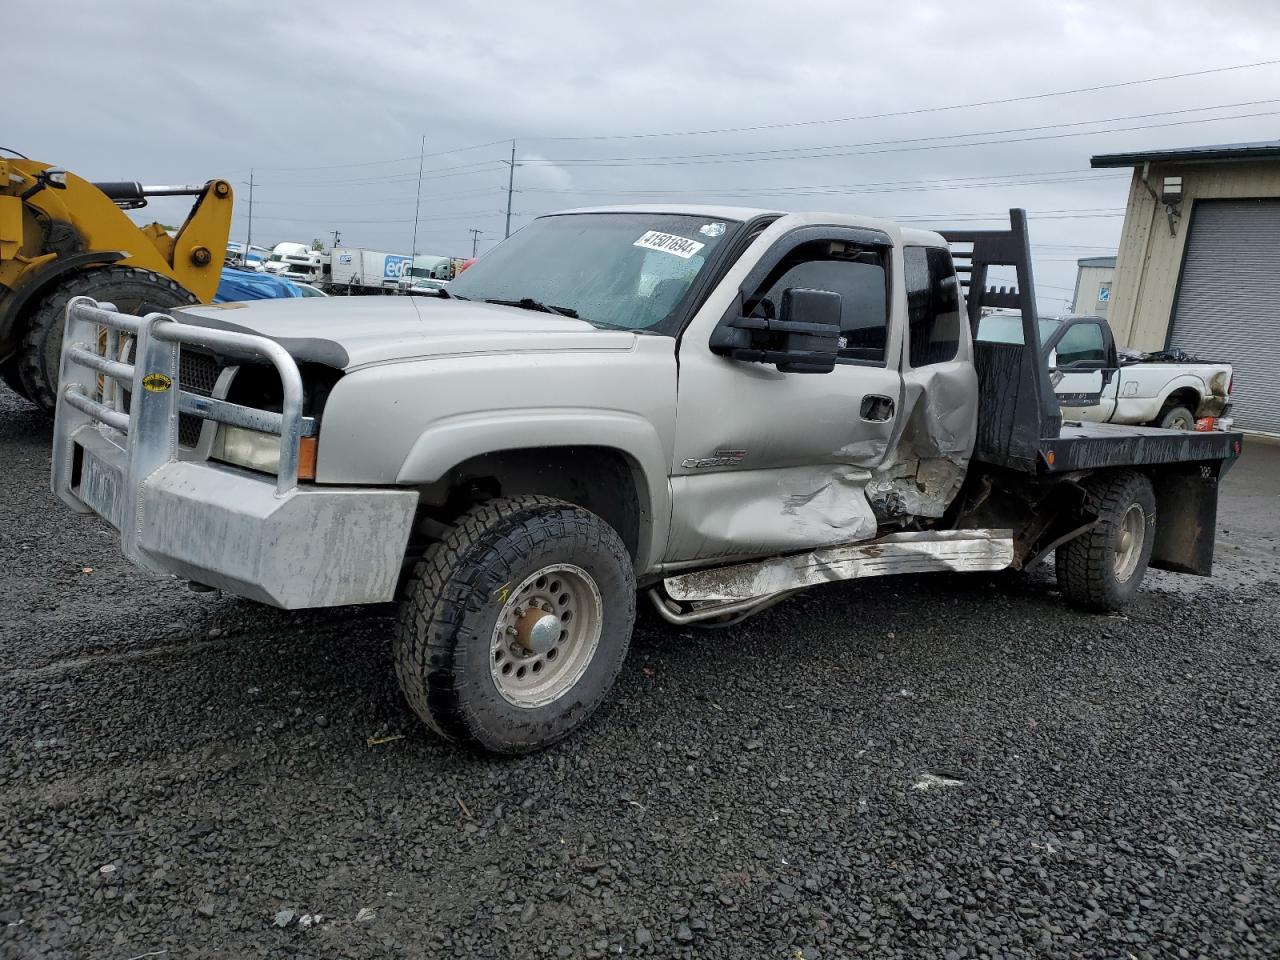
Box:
[942,209,1243,476]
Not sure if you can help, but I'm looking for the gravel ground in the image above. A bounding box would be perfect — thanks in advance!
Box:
[2,382,1278,960]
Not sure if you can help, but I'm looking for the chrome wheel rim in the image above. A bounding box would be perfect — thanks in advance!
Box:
[490,563,602,708]
[1114,503,1146,582]
[1165,412,1191,430]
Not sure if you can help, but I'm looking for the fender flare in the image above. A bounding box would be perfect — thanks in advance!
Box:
[396,409,672,572]
[0,250,125,344]
[1151,373,1206,411]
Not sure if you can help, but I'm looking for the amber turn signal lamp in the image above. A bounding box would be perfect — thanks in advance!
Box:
[298,437,318,481]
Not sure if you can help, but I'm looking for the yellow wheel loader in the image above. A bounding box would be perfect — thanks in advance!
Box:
[0,153,233,411]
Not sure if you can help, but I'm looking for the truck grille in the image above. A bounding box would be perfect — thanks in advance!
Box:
[119,345,224,448]
[177,348,221,447]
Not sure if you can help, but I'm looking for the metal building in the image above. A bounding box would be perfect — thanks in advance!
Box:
[1093,141,1280,435]
[1070,255,1116,317]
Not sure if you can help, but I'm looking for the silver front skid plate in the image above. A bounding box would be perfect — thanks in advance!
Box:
[663,529,1014,603]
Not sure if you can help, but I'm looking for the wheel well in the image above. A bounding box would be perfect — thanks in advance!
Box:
[418,446,646,562]
[1161,387,1199,412]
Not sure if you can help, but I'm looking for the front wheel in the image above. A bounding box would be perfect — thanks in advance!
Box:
[1056,471,1156,612]
[394,496,636,753]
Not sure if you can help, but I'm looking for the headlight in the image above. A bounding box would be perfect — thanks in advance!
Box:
[211,425,317,480]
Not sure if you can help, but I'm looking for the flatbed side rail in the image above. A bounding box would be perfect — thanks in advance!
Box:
[53,296,312,498]
[941,208,1062,472]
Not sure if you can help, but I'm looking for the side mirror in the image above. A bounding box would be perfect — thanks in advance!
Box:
[709,287,843,374]
[1047,349,1065,387]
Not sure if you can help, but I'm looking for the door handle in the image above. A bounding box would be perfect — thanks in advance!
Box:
[860,395,895,422]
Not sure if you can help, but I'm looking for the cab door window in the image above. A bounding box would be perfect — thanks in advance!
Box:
[1055,322,1108,368]
[904,246,962,367]
[748,241,890,365]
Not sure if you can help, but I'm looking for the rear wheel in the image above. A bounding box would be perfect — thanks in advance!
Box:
[394,495,636,753]
[1056,471,1156,612]
[1154,404,1195,431]
[17,266,197,413]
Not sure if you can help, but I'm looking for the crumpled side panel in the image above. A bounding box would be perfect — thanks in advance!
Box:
[666,464,879,562]
[869,361,978,520]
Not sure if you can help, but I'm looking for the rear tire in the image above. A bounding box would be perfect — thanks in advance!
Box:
[394,495,636,753]
[17,266,197,413]
[1056,471,1156,612]
[1154,404,1195,431]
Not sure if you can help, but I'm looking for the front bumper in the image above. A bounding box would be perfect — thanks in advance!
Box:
[52,298,418,609]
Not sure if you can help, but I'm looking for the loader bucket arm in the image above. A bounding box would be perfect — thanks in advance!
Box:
[0,160,233,305]
[167,180,234,302]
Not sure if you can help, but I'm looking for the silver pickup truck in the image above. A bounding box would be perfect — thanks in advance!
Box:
[52,206,1242,752]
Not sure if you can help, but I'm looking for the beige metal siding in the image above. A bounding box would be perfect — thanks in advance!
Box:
[1107,160,1280,350]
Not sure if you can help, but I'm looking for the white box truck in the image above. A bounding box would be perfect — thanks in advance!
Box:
[327,248,413,295]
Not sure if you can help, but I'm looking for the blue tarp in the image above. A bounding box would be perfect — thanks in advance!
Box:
[215,268,305,303]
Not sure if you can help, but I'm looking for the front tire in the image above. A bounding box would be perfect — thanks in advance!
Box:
[1056,471,1156,612]
[394,496,636,753]
[17,266,197,413]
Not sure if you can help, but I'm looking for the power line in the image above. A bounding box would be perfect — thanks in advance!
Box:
[251,138,513,172]
[520,172,1129,200]
[1033,243,1122,251]
[253,160,508,188]
[526,57,1280,141]
[248,210,508,225]
[531,98,1279,165]
[249,187,504,207]
[521,103,1280,168]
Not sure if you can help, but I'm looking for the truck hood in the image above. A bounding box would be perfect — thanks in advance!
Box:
[174,296,637,369]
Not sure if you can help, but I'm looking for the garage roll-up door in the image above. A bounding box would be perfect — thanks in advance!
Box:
[1169,198,1280,433]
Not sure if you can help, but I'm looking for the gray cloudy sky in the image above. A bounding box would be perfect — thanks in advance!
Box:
[7,0,1280,307]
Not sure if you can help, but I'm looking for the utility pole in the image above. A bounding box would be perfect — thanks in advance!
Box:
[330,229,341,249]
[245,168,255,253]
[504,139,516,239]
[411,135,425,264]
[468,228,483,257]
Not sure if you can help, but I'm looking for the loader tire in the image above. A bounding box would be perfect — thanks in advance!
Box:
[17,267,197,413]
[1056,471,1156,613]
[1,356,32,401]
[395,495,635,754]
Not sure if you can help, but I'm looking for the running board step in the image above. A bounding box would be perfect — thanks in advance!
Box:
[663,529,1015,602]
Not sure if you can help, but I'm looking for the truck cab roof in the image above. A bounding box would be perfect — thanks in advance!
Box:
[547,204,949,249]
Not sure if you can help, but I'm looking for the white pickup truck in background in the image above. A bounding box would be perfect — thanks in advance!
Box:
[977,311,1233,430]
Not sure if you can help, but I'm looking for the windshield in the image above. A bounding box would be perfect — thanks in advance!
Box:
[447,212,741,333]
[976,312,1061,347]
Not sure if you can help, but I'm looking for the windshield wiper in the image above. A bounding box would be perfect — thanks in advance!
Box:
[484,297,579,319]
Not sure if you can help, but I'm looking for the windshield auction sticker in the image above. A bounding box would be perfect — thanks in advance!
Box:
[633,230,705,259]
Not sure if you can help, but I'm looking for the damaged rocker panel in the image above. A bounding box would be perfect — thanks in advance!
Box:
[664,528,1015,602]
